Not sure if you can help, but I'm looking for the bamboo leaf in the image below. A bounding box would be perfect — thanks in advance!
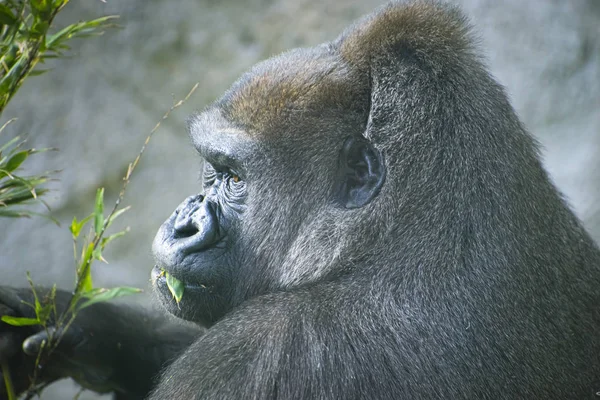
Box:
[105,205,130,229]
[0,136,20,153]
[69,216,79,238]
[0,209,31,218]
[78,286,142,310]
[0,5,17,26]
[69,213,93,239]
[0,316,40,326]
[92,246,107,263]
[5,150,28,172]
[79,243,94,292]
[29,69,51,76]
[94,187,104,235]
[25,272,43,319]
[46,16,118,49]
[165,271,184,304]
[101,228,129,249]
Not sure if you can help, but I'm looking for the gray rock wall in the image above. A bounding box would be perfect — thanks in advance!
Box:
[1,0,598,398]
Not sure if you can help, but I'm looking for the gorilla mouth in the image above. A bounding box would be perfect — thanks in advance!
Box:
[151,266,209,301]
[160,268,185,303]
[151,265,222,324]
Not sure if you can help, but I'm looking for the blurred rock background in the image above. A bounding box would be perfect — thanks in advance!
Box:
[0,0,598,398]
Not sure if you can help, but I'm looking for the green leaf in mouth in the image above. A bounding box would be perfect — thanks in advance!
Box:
[163,270,184,304]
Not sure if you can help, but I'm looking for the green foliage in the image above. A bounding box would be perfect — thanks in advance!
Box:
[0,1,116,220]
[0,2,131,398]
[0,0,117,112]
[67,187,141,313]
[0,11,199,388]
[1,359,16,400]
[2,181,142,397]
[94,187,104,235]
[79,286,141,310]
[0,315,39,326]
[0,120,55,219]
[165,270,184,304]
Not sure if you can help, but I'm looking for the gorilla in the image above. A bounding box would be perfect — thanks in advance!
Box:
[1,1,600,399]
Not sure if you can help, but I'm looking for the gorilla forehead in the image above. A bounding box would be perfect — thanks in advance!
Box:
[216,45,368,137]
[210,1,475,143]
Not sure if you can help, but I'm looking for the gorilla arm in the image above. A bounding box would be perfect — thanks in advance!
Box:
[0,287,203,399]
[149,281,416,400]
[148,288,335,400]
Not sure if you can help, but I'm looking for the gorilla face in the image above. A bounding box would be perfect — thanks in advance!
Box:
[152,181,245,324]
[152,111,253,325]
[151,47,385,326]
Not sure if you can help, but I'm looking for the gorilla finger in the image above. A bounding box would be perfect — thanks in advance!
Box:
[22,328,55,356]
[23,325,84,357]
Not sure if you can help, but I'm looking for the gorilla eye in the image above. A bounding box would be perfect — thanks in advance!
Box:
[223,169,242,185]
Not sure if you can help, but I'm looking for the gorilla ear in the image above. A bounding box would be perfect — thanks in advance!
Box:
[336,137,385,209]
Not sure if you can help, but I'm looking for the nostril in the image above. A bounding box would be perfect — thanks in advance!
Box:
[174,221,197,236]
[174,209,199,237]
[172,194,206,237]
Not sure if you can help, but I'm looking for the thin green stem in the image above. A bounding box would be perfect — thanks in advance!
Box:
[1,361,16,400]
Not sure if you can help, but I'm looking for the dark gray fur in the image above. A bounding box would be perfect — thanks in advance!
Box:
[150,1,600,399]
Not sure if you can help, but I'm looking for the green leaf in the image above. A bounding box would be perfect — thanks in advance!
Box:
[26,272,42,319]
[0,5,17,26]
[69,216,79,237]
[0,188,49,205]
[37,300,53,324]
[29,69,51,77]
[29,0,51,17]
[0,209,31,218]
[5,151,28,172]
[92,247,107,263]
[79,243,94,292]
[105,205,130,229]
[0,174,48,190]
[47,284,57,321]
[81,269,93,292]
[0,174,49,204]
[78,286,142,310]
[46,16,118,49]
[30,20,50,37]
[0,316,40,326]
[69,213,93,239]
[0,209,58,224]
[80,287,104,297]
[0,136,20,154]
[101,228,129,249]
[0,169,12,180]
[165,271,184,304]
[94,188,104,235]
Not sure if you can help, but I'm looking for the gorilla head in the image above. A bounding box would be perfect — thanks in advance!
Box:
[150,2,600,397]
[151,29,389,326]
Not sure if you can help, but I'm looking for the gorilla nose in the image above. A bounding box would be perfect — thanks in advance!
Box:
[174,194,205,236]
[168,194,220,253]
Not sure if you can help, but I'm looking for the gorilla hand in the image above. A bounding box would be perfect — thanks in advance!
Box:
[0,288,40,399]
[0,286,128,397]
[0,286,201,399]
